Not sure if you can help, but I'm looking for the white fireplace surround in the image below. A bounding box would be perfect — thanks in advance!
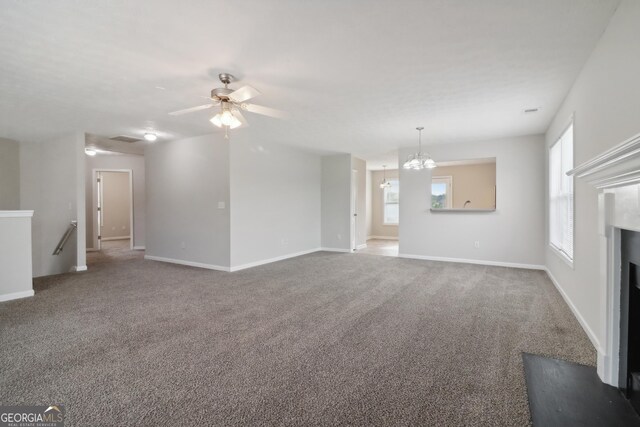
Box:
[568,131,640,387]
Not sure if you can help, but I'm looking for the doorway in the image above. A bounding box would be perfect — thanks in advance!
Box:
[360,166,399,257]
[92,169,133,251]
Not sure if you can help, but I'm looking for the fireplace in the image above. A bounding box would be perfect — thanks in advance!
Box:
[565,131,640,390]
[620,230,640,412]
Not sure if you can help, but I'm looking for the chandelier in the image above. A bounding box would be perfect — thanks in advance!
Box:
[403,127,436,170]
[380,165,391,189]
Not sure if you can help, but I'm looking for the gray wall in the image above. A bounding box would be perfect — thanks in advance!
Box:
[321,154,351,250]
[85,153,145,249]
[0,138,20,210]
[545,0,640,350]
[399,135,545,267]
[370,169,399,239]
[229,137,321,268]
[20,132,86,277]
[352,157,367,248]
[145,134,230,268]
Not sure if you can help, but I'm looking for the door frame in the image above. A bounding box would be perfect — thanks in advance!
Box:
[92,169,134,251]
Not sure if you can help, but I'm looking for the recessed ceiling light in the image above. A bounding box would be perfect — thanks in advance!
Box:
[85,148,97,156]
[524,108,539,113]
[144,132,158,141]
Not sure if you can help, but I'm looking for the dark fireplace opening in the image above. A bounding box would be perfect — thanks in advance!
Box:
[620,229,640,414]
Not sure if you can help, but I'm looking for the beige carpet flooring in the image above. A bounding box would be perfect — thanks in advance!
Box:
[0,251,595,426]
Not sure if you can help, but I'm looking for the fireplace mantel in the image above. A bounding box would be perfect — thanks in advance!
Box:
[567,131,640,387]
[568,131,640,189]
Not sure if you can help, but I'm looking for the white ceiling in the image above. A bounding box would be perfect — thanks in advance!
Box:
[0,0,619,163]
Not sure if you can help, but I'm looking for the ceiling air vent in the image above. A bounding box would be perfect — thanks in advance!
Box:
[109,135,141,143]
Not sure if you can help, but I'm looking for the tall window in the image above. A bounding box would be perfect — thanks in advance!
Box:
[549,123,574,261]
[383,179,399,225]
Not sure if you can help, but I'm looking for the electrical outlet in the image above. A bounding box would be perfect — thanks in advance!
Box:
[180,241,186,249]
[281,238,288,246]
[217,201,225,209]
[337,234,342,240]
[474,241,480,248]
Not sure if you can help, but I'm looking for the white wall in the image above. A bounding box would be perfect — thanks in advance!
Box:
[545,0,640,355]
[321,154,351,251]
[352,157,367,248]
[229,136,321,269]
[0,213,33,301]
[145,134,230,269]
[85,153,145,249]
[370,169,399,239]
[20,132,86,277]
[365,170,373,239]
[0,138,20,210]
[399,135,545,267]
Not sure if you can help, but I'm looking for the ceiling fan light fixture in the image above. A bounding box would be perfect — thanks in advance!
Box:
[144,132,157,142]
[210,110,242,130]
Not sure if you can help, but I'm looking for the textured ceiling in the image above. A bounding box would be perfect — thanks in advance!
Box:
[0,0,620,162]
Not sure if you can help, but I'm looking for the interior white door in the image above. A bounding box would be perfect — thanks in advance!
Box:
[351,169,357,251]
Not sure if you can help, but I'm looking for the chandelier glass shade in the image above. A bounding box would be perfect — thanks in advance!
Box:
[210,104,242,129]
[403,127,436,170]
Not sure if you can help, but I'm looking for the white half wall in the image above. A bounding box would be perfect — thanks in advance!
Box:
[0,212,34,301]
[19,132,86,277]
[229,136,321,269]
[545,0,640,354]
[0,138,20,210]
[321,154,351,251]
[145,134,230,268]
[399,135,545,267]
[85,153,145,249]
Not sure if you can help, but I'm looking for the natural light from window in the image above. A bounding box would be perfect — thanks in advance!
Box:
[383,179,399,225]
[549,122,574,262]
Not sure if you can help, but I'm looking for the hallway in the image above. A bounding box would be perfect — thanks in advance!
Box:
[87,239,142,265]
[356,239,398,257]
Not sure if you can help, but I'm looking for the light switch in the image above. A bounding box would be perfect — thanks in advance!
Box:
[217,201,226,209]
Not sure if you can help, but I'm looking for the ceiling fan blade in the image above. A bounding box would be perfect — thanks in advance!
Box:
[168,103,214,116]
[241,103,287,119]
[229,85,261,103]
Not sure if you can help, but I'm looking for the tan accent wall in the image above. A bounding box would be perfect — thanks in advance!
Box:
[432,163,496,209]
[101,172,130,239]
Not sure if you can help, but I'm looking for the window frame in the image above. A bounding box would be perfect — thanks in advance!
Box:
[383,179,399,225]
[548,118,575,267]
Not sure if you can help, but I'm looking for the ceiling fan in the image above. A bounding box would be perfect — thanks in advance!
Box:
[168,73,286,136]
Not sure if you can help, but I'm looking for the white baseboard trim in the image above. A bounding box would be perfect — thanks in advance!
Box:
[544,267,604,356]
[144,255,229,272]
[0,289,34,302]
[230,248,321,272]
[367,236,398,241]
[71,265,88,272]
[320,247,351,253]
[356,243,367,250]
[133,246,146,250]
[398,253,545,270]
[101,236,131,241]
